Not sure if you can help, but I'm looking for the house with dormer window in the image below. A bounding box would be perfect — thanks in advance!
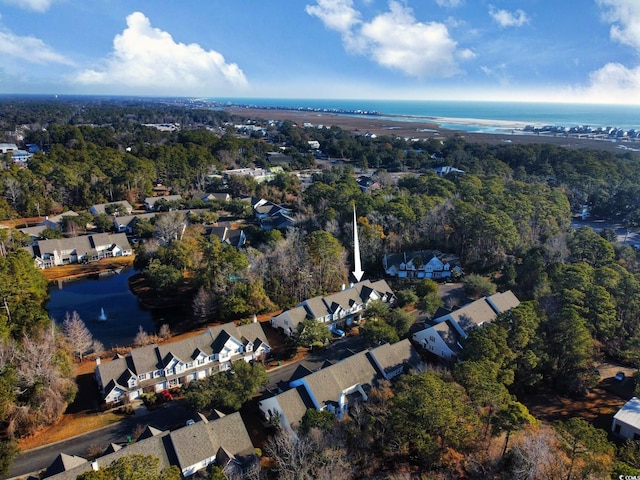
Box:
[258,339,421,432]
[95,320,270,404]
[270,279,396,336]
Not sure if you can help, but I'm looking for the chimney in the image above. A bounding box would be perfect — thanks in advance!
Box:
[253,314,257,324]
[96,357,101,365]
[349,282,354,289]
[91,461,99,471]
[341,284,345,291]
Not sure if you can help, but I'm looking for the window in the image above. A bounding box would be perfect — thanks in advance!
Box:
[186,362,193,369]
[197,358,205,365]
[138,373,147,381]
[429,335,436,342]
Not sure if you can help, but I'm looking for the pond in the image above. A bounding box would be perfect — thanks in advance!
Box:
[47,268,158,349]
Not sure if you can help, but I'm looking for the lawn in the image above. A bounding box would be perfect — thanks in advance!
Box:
[18,412,123,451]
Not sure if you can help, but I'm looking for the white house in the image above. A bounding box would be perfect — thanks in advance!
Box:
[25,233,133,269]
[413,290,520,362]
[144,195,183,211]
[259,340,420,432]
[612,397,640,440]
[42,412,257,479]
[270,280,395,336]
[95,321,270,404]
[383,251,462,280]
[89,201,133,216]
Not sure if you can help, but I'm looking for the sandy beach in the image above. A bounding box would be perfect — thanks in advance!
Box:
[224,106,638,154]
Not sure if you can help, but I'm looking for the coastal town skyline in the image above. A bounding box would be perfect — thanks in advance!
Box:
[2,0,640,105]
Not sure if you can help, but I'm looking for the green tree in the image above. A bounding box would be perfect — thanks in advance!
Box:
[185,360,268,412]
[296,319,330,348]
[0,440,19,478]
[463,274,496,299]
[144,259,182,294]
[93,213,114,232]
[492,400,537,456]
[556,417,614,480]
[547,308,595,396]
[299,408,335,434]
[77,454,181,480]
[568,227,615,267]
[390,371,481,462]
[363,300,390,321]
[360,319,399,346]
[386,308,414,338]
[395,289,418,308]
[415,279,439,298]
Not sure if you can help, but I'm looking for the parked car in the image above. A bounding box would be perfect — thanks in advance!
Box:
[615,371,626,382]
[159,389,173,401]
[186,419,195,426]
[332,328,345,338]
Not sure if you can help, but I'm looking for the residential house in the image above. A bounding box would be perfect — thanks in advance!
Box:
[412,290,520,362]
[266,152,293,166]
[0,143,18,154]
[18,210,80,240]
[224,167,275,184]
[9,149,32,165]
[270,280,396,336]
[144,195,183,211]
[357,175,380,193]
[258,339,419,432]
[251,197,296,230]
[383,250,462,280]
[42,412,257,479]
[208,225,246,248]
[169,412,256,477]
[195,192,232,202]
[112,212,158,233]
[94,321,270,404]
[89,201,133,216]
[612,397,640,440]
[42,211,80,230]
[432,165,465,177]
[152,183,172,196]
[25,233,133,269]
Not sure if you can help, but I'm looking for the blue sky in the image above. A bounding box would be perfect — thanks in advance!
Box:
[1,0,640,104]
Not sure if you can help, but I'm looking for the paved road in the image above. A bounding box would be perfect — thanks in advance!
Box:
[6,403,194,480]
[5,334,369,480]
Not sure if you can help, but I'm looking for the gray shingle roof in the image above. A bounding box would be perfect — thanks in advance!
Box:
[95,321,270,400]
[368,339,421,376]
[170,412,254,472]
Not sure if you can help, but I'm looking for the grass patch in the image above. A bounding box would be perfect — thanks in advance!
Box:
[18,412,122,451]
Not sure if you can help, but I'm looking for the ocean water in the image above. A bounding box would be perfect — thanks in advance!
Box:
[214,98,640,133]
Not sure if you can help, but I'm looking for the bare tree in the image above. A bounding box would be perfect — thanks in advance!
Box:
[153,211,186,246]
[62,311,94,361]
[265,427,350,480]
[134,325,151,347]
[192,287,215,323]
[509,425,567,480]
[158,324,171,341]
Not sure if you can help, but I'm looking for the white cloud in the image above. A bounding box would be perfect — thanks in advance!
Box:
[305,0,361,32]
[435,0,463,7]
[306,0,472,78]
[597,0,640,52]
[0,27,73,64]
[489,5,529,28]
[74,12,248,94]
[581,62,640,103]
[1,0,58,12]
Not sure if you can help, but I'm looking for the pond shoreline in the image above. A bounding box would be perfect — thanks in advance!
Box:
[41,257,135,283]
